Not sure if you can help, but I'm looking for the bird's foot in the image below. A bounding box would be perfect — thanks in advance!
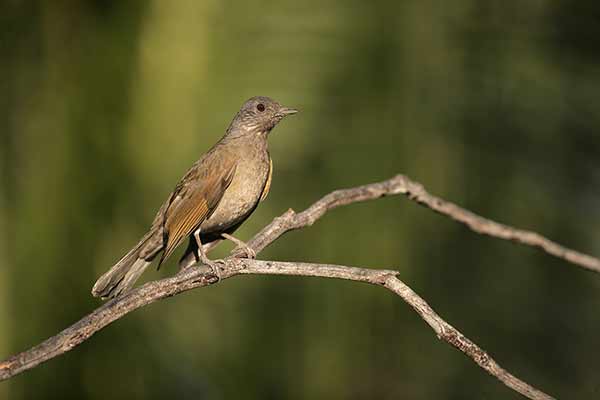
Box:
[197,254,224,282]
[222,233,256,259]
[232,245,256,259]
[194,228,224,281]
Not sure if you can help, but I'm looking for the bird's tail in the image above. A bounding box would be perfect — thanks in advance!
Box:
[91,233,154,299]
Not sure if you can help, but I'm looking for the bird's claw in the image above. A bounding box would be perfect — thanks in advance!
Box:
[222,233,256,259]
[232,244,256,259]
[199,257,224,282]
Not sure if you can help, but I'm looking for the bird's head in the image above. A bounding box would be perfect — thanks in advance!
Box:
[227,96,298,136]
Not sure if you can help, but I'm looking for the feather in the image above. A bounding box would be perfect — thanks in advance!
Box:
[159,150,237,264]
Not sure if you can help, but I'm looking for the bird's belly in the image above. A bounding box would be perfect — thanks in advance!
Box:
[200,159,268,234]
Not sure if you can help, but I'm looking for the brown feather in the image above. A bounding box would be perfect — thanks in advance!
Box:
[259,157,273,202]
[159,148,237,264]
[163,197,209,261]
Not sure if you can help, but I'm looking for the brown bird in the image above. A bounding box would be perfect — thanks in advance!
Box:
[92,96,297,298]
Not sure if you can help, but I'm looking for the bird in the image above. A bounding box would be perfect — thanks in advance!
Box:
[92,96,298,299]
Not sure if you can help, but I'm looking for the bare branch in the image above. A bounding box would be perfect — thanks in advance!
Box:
[242,260,554,400]
[4,173,592,399]
[0,259,554,399]
[245,174,600,273]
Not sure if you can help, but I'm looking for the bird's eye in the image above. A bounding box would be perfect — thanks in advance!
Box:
[256,103,265,112]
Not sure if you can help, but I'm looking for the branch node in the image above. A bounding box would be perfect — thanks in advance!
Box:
[388,174,409,193]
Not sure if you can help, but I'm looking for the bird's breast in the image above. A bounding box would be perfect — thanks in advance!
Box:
[200,145,270,234]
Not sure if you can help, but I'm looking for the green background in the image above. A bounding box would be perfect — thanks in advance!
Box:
[1,1,600,399]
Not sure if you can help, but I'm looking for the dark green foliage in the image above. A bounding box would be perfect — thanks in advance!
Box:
[1,1,599,399]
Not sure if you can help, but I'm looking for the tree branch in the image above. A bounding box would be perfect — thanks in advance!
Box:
[0,259,555,399]
[3,173,594,399]
[244,174,600,274]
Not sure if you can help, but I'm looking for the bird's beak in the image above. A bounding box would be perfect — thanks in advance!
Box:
[278,107,298,116]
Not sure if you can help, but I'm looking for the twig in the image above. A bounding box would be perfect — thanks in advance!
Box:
[3,173,592,399]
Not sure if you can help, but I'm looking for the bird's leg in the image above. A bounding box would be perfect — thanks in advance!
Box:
[221,233,256,259]
[193,228,223,280]
[179,239,222,271]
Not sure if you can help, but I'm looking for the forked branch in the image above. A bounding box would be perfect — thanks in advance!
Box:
[3,173,595,399]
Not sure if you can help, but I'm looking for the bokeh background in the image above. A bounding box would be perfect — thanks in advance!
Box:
[2,1,600,399]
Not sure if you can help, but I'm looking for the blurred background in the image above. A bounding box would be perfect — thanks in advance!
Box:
[1,1,600,399]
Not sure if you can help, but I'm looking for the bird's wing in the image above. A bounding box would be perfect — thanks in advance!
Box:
[259,157,273,202]
[159,149,237,264]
